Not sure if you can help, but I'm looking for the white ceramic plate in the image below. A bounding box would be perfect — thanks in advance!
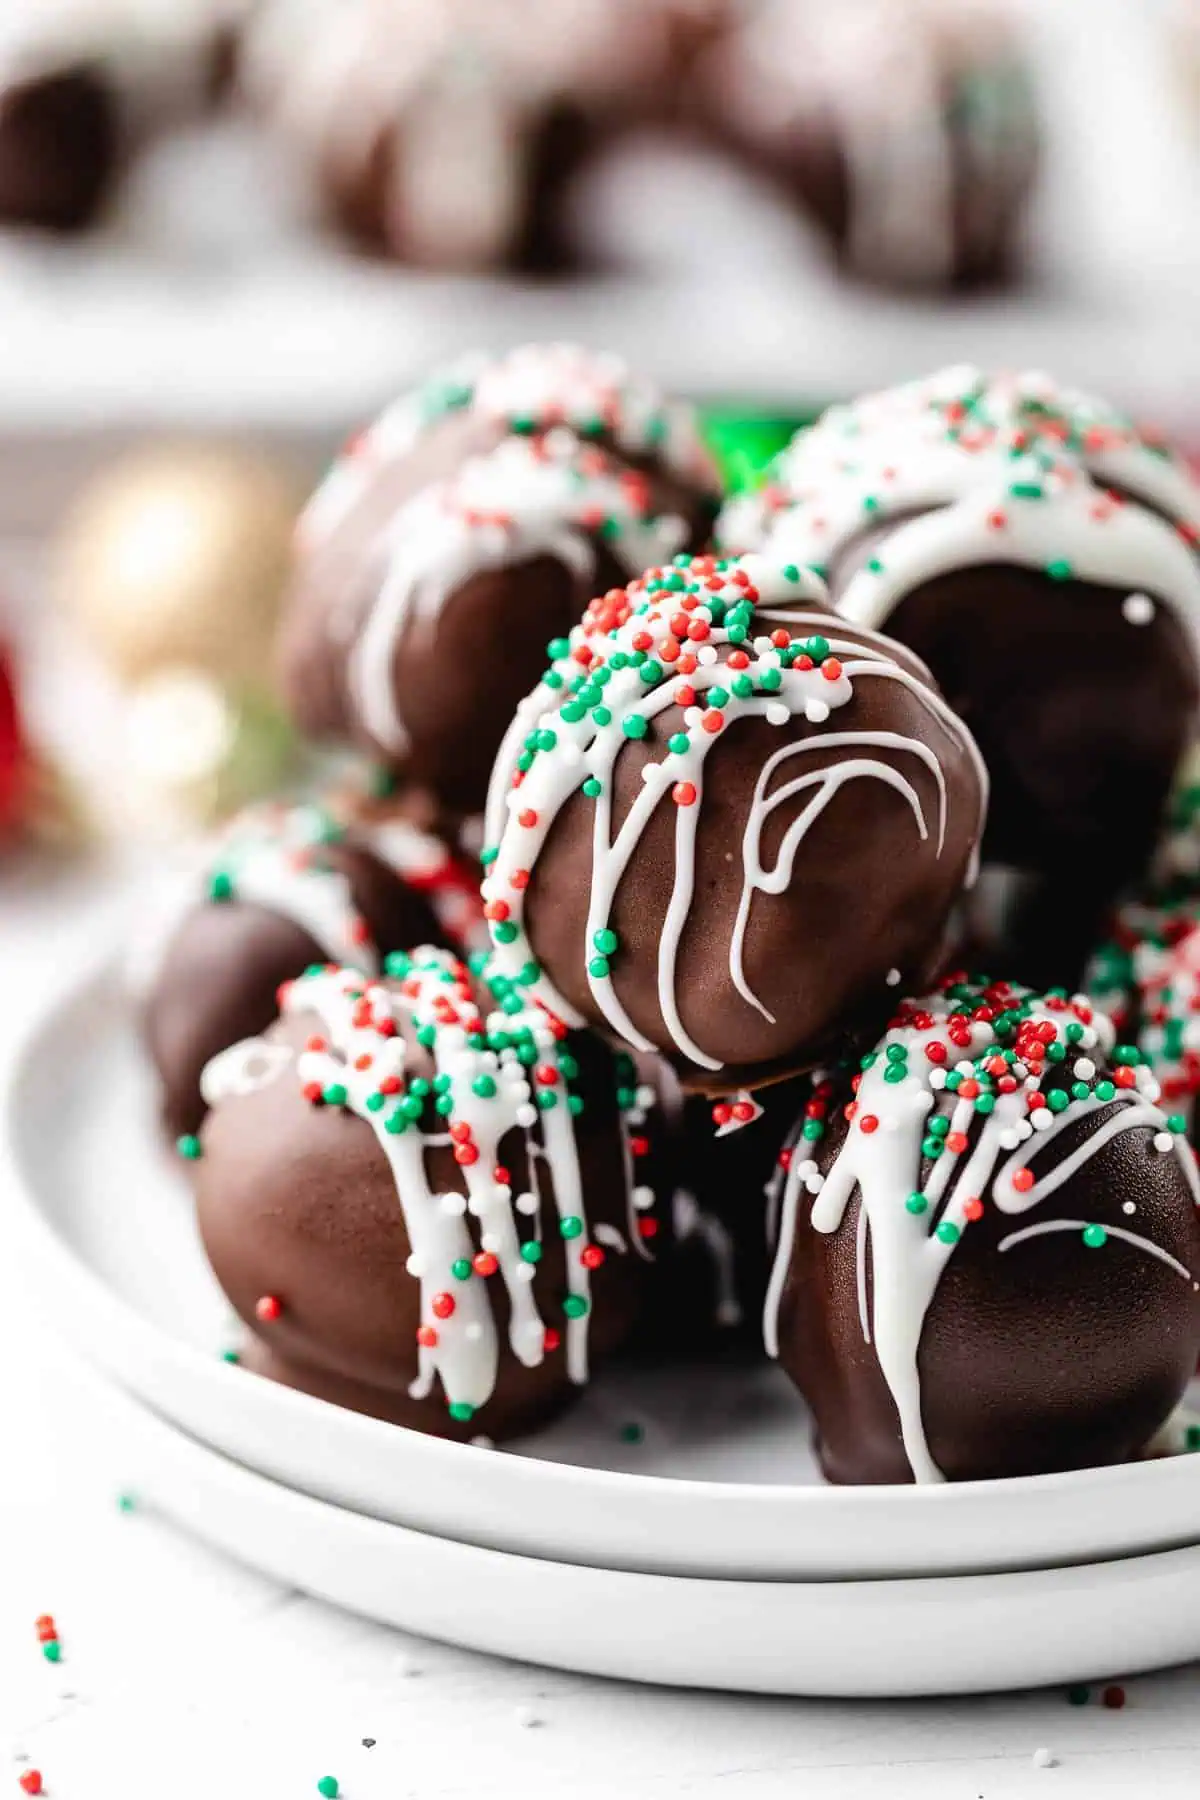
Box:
[8,963,1200,1584]
[48,1338,1200,1699]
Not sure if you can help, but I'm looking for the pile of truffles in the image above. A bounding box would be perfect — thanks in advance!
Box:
[3,0,1038,293]
[144,345,1200,1484]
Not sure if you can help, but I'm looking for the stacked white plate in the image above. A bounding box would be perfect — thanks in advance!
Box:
[7,962,1200,1697]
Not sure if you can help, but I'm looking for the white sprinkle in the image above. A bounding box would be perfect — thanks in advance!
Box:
[632,1185,656,1211]
[1031,1107,1053,1132]
[405,1254,426,1277]
[1031,1747,1057,1769]
[797,1159,818,1179]
[640,762,666,785]
[766,702,790,727]
[466,1321,485,1340]
[1122,592,1155,626]
[805,698,831,724]
[516,1264,537,1284]
[697,645,719,666]
[470,1434,495,1450]
[1073,1058,1095,1081]
[1015,1119,1033,1142]
[929,1068,947,1090]
[516,1104,538,1129]
[804,1173,825,1194]
[439,1191,467,1217]
[886,968,902,986]
[636,1085,656,1109]
[998,1128,1019,1151]
[1123,1201,1137,1215]
[1154,1132,1174,1153]
[753,636,774,655]
[684,707,703,729]
[514,1705,542,1729]
[480,1232,501,1254]
[516,1191,539,1215]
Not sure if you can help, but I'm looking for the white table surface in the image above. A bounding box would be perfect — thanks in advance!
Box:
[2,863,1200,1800]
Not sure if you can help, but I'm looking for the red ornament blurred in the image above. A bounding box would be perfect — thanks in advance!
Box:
[0,638,27,838]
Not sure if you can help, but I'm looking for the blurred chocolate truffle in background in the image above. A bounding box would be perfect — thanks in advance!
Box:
[277,344,720,821]
[0,0,251,231]
[140,798,485,1141]
[195,950,671,1438]
[697,0,1039,290]
[721,367,1200,987]
[242,0,731,272]
[484,553,986,1092]
[767,976,1200,1484]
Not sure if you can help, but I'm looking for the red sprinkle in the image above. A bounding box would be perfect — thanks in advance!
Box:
[859,1114,879,1135]
[672,781,697,807]
[416,1325,438,1349]
[1011,1169,1035,1193]
[518,809,538,829]
[431,1293,456,1320]
[963,1197,984,1222]
[473,1252,499,1277]
[1102,1685,1126,1710]
[544,1328,562,1352]
[580,1246,605,1270]
[255,1295,282,1323]
[19,1775,43,1796]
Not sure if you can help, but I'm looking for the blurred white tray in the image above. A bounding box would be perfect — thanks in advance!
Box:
[7,958,1200,1590]
[44,1340,1200,1699]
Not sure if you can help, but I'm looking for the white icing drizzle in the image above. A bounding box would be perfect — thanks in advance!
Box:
[346,429,691,755]
[299,340,713,554]
[719,367,1200,672]
[998,1220,1194,1285]
[484,553,986,1073]
[205,950,658,1418]
[763,982,1200,1483]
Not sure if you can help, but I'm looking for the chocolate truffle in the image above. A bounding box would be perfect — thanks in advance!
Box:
[483,552,986,1092]
[698,0,1038,290]
[721,368,1200,983]
[195,949,669,1438]
[141,798,485,1141]
[766,977,1200,1484]
[278,345,719,818]
[243,0,726,272]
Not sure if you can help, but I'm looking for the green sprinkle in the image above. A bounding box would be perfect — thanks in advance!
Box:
[1095,1079,1116,1103]
[935,1221,960,1246]
[323,1083,347,1108]
[520,1241,543,1265]
[619,1421,645,1444]
[758,667,782,693]
[582,777,603,798]
[451,1258,472,1280]
[492,921,519,945]
[1186,1424,1200,1452]
[560,1216,584,1239]
[208,870,234,903]
[563,1295,589,1320]
[905,1193,928,1215]
[801,1119,824,1142]
[668,732,690,755]
[472,1075,497,1099]
[1082,1224,1108,1249]
[447,1402,475,1424]
[623,715,648,739]
[593,928,619,955]
[116,1491,137,1514]
[1046,558,1073,582]
[42,1642,61,1664]
[638,660,663,684]
[538,1089,558,1111]
[384,950,412,977]
[221,1348,240,1364]
[731,674,754,699]
[1067,1686,1090,1707]
[547,637,570,661]
[974,1092,995,1115]
[922,1137,944,1159]
[1046,1089,1070,1113]
[592,706,612,727]
[883,1066,907,1084]
[365,1092,385,1113]
[384,1111,409,1136]
[588,955,611,979]
[176,1134,202,1162]
[1169,1114,1188,1134]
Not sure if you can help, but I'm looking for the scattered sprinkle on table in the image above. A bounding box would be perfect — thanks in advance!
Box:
[513,1705,542,1729]
[316,1780,339,1799]
[1102,1684,1127,1709]
[1032,1747,1057,1769]
[18,1773,43,1796]
[1066,1685,1089,1706]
